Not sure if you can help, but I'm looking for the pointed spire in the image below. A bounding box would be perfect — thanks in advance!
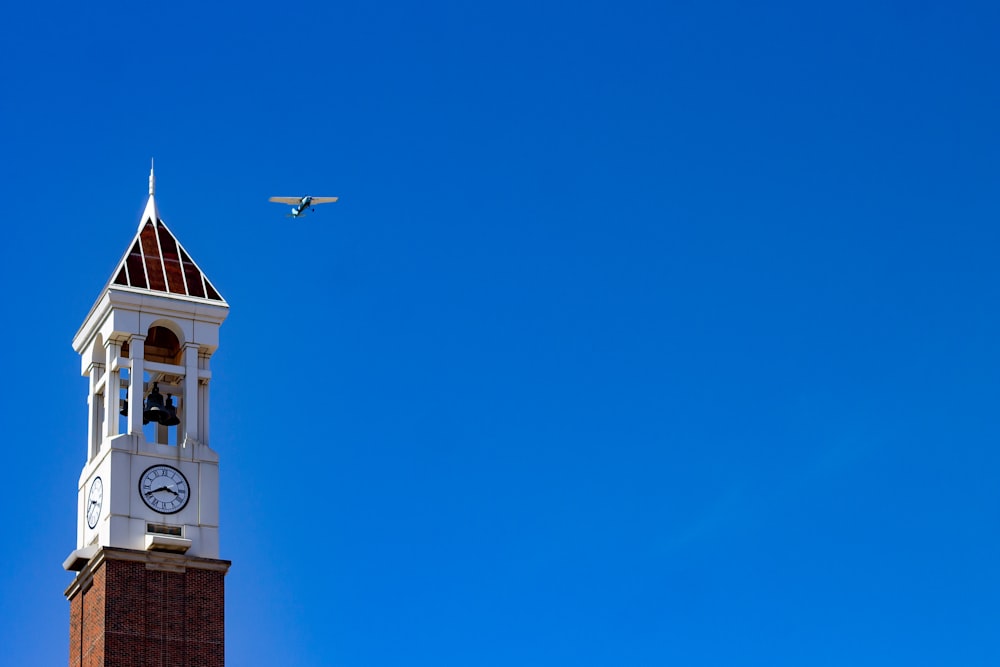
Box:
[140,158,160,229]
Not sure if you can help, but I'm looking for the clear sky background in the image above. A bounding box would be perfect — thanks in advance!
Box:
[2,1,999,665]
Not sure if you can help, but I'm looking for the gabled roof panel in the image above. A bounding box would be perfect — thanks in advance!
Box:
[104,191,226,305]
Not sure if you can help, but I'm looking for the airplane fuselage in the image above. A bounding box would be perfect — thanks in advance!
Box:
[290,196,313,217]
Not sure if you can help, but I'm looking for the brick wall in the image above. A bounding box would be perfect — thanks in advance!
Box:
[67,550,228,667]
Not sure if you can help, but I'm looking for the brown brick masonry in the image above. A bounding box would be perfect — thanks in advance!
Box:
[66,548,230,667]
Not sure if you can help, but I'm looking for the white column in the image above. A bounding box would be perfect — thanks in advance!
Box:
[87,362,104,460]
[183,343,200,445]
[103,340,120,439]
[200,352,211,447]
[128,335,146,435]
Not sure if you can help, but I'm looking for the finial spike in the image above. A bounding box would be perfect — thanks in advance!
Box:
[149,158,155,196]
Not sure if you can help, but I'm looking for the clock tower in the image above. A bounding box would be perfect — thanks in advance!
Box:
[64,166,231,666]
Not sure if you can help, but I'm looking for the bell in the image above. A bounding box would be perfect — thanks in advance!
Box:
[120,392,129,417]
[160,394,181,427]
[143,383,167,425]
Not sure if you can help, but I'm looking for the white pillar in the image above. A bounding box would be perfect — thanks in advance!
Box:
[87,361,104,460]
[128,335,146,435]
[183,343,200,445]
[103,340,120,439]
[200,352,211,447]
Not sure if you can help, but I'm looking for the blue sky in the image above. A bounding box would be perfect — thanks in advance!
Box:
[3,0,1000,664]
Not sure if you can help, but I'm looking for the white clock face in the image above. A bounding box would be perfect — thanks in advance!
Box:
[139,465,190,514]
[86,477,103,529]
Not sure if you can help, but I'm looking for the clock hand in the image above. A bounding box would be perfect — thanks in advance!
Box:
[147,485,179,496]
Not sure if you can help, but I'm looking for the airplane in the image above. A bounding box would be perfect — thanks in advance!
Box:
[269,195,339,218]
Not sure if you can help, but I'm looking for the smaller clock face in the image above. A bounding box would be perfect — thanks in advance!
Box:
[139,465,190,514]
[87,477,103,529]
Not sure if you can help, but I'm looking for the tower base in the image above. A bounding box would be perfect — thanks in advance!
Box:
[65,547,230,667]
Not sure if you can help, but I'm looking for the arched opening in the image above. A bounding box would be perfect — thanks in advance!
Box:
[89,334,104,365]
[144,326,182,365]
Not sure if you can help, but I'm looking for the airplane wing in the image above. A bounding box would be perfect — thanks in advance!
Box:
[269,197,302,204]
[309,197,339,205]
